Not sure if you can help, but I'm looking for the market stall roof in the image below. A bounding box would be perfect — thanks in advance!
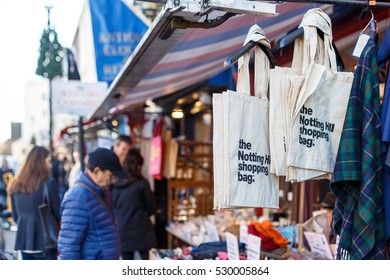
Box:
[89,2,308,119]
[90,2,388,120]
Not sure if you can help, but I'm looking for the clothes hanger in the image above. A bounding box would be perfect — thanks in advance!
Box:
[224,37,277,68]
[360,8,377,40]
[272,27,345,71]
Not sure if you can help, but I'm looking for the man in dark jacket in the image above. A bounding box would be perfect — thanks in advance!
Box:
[58,148,128,260]
[112,134,132,166]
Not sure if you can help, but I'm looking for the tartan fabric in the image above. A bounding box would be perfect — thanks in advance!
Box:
[331,38,388,260]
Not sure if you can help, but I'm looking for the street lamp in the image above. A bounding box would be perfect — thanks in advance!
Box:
[35,5,63,159]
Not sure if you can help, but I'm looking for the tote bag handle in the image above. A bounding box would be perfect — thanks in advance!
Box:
[236,24,271,100]
[291,8,338,74]
[291,8,339,119]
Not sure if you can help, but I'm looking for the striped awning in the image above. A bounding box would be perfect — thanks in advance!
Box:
[90,3,386,119]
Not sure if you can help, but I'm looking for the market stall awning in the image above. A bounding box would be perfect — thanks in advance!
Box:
[89,3,314,119]
[90,2,388,120]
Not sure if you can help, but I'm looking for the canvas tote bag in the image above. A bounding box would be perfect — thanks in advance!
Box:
[213,25,279,209]
[268,9,323,178]
[287,9,354,181]
[269,8,329,180]
[213,89,225,209]
[269,66,305,177]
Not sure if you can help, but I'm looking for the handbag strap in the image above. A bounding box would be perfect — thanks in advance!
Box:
[75,181,113,217]
[42,181,51,207]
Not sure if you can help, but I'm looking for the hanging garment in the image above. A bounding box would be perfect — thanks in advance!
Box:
[149,116,164,180]
[376,25,390,241]
[331,34,387,260]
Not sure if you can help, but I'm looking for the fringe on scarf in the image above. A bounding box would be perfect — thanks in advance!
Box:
[336,247,351,260]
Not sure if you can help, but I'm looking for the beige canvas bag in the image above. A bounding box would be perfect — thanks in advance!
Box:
[270,8,353,182]
[213,25,279,209]
[287,9,354,181]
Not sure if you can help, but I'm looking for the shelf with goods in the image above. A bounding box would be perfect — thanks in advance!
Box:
[162,208,337,260]
[166,140,214,248]
[162,139,336,259]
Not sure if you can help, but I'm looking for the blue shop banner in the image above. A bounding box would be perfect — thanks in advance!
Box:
[89,0,149,85]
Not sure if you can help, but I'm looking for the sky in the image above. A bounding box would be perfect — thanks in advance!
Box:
[0,0,86,143]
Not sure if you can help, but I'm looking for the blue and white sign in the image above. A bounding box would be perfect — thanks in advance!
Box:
[89,0,149,85]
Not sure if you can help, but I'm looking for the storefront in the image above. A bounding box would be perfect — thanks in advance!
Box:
[85,0,390,260]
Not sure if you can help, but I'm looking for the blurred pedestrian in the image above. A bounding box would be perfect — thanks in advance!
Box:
[0,158,14,212]
[8,146,60,260]
[68,151,82,188]
[58,148,128,260]
[112,134,132,166]
[51,152,69,201]
[112,148,157,260]
[320,191,336,244]
[109,134,133,218]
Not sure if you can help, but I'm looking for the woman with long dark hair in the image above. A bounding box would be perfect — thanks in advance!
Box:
[8,146,60,260]
[112,148,157,260]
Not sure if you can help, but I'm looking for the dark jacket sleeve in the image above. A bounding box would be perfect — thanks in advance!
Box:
[47,178,61,222]
[377,26,390,67]
[142,178,156,217]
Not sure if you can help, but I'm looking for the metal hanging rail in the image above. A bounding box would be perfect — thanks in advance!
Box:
[259,0,390,8]
[139,0,390,8]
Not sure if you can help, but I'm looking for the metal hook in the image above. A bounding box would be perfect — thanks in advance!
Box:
[360,8,375,34]
[369,8,374,21]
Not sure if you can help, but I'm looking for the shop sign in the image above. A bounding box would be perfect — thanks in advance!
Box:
[89,0,148,85]
[52,80,108,117]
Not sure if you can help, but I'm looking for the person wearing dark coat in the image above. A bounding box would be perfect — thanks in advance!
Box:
[8,146,60,260]
[112,148,157,260]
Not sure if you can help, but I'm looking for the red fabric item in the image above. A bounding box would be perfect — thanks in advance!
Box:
[248,224,279,251]
[254,208,263,217]
[248,220,288,251]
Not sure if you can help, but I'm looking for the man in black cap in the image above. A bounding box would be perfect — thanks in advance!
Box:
[58,148,128,260]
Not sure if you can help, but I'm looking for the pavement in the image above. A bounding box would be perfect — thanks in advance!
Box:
[3,226,19,259]
[4,228,16,251]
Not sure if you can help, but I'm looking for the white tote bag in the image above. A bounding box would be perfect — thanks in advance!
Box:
[268,11,316,178]
[269,8,327,180]
[213,25,279,209]
[269,67,305,177]
[213,91,226,209]
[287,9,354,181]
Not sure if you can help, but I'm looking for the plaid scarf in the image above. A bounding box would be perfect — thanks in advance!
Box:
[331,37,387,259]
